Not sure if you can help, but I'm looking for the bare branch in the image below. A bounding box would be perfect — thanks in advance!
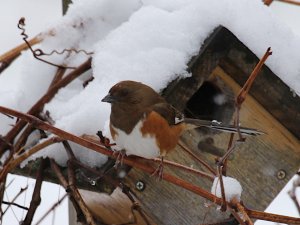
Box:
[288,175,300,214]
[34,193,67,225]
[18,18,92,69]
[50,159,97,225]
[21,158,47,225]
[0,57,91,155]
[277,0,300,6]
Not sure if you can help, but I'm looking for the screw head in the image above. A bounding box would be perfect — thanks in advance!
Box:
[135,180,145,191]
[277,170,286,180]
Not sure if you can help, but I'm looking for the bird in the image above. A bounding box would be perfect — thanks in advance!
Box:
[101,80,263,178]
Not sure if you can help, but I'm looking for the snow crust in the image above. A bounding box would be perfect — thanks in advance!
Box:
[1,0,300,167]
[211,176,243,202]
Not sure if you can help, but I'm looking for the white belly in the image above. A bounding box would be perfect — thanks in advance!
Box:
[111,120,160,159]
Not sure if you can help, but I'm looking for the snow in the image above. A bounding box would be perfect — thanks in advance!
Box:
[0,0,299,224]
[211,176,243,202]
[1,0,300,168]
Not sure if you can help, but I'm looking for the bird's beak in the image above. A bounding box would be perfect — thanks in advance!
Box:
[101,94,116,103]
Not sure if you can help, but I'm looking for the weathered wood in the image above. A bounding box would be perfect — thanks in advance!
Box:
[123,66,300,224]
[211,67,300,209]
[81,188,155,224]
[12,158,117,194]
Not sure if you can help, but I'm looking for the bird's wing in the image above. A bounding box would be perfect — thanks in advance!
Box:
[150,102,176,126]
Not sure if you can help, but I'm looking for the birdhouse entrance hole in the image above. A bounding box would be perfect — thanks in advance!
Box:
[184,79,235,124]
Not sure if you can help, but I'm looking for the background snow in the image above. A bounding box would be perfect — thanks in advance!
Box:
[0,0,299,224]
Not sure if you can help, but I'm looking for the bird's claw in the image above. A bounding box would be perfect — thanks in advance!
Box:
[151,162,164,181]
[114,149,126,168]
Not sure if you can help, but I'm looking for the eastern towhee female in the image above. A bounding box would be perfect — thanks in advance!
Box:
[102,80,263,177]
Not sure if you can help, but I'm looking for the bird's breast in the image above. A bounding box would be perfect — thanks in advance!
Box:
[110,111,184,159]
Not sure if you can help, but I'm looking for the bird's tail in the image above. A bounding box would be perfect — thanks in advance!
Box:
[182,118,265,136]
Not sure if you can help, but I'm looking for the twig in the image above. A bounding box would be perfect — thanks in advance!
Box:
[50,159,97,225]
[1,106,300,224]
[229,209,247,225]
[48,67,66,89]
[288,175,300,214]
[217,47,272,169]
[2,186,28,216]
[18,18,92,69]
[152,158,215,180]
[2,201,29,211]
[120,183,152,225]
[13,125,36,153]
[277,0,300,6]
[236,47,272,106]
[21,158,47,225]
[235,202,254,225]
[0,36,41,74]
[217,166,227,212]
[264,0,274,5]
[178,141,217,175]
[0,136,61,182]
[34,193,68,225]
[245,208,300,224]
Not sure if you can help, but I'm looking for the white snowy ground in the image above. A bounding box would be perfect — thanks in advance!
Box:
[0,0,299,224]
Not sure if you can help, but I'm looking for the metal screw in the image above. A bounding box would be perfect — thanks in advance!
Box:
[277,170,286,180]
[136,180,145,191]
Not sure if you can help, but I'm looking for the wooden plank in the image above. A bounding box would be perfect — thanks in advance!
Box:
[211,66,300,209]
[82,188,155,225]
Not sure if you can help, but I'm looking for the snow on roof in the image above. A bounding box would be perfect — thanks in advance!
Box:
[0,0,299,166]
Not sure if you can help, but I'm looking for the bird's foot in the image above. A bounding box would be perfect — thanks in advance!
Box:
[96,130,116,148]
[151,157,164,181]
[113,149,126,168]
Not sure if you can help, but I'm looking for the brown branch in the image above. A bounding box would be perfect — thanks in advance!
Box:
[120,183,152,225]
[235,202,254,225]
[0,136,61,182]
[277,0,300,6]
[49,67,66,89]
[50,159,97,225]
[2,201,28,211]
[264,0,274,5]
[13,125,36,153]
[0,57,91,155]
[236,47,272,106]
[151,158,215,181]
[178,141,217,175]
[1,106,300,224]
[0,36,41,74]
[217,167,227,212]
[288,175,300,214]
[0,105,222,203]
[22,158,47,225]
[218,47,272,172]
[245,208,300,224]
[229,209,247,225]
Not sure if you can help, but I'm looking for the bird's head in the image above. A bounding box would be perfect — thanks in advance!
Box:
[102,80,155,105]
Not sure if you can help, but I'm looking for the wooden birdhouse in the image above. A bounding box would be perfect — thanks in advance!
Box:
[112,26,300,225]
